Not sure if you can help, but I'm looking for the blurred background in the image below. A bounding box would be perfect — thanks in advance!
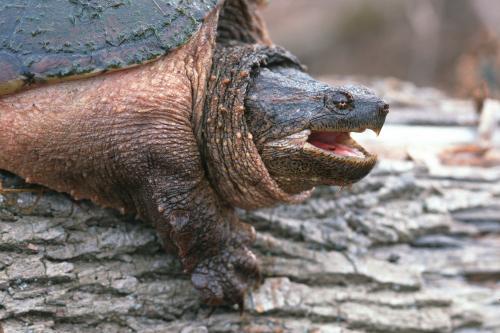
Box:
[263,0,500,167]
[263,0,499,99]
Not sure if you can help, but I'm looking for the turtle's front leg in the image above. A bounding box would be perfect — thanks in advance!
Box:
[190,223,260,308]
[139,174,260,307]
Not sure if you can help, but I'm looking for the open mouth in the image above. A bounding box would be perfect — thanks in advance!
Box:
[258,126,381,191]
[298,129,372,161]
[306,131,367,158]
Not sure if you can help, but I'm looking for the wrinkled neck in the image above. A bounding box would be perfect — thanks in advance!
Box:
[200,44,312,209]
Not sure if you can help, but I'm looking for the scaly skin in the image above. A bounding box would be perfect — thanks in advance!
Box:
[0,1,388,308]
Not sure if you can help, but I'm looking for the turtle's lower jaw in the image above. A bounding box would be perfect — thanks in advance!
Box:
[259,127,379,194]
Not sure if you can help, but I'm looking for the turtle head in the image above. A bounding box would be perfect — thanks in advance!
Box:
[245,66,389,194]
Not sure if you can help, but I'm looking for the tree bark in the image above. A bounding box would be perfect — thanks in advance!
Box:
[1,86,500,333]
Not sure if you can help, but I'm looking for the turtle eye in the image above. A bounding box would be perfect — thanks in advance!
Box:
[325,91,353,112]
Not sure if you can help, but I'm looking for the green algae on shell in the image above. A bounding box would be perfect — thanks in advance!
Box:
[0,0,219,95]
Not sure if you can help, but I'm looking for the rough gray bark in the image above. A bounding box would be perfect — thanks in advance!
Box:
[1,82,500,332]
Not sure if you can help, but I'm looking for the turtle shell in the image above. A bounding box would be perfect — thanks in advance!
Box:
[0,0,219,96]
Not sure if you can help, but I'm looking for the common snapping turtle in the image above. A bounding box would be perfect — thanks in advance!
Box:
[0,0,388,307]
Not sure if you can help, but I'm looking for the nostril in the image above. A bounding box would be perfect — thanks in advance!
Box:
[379,103,390,115]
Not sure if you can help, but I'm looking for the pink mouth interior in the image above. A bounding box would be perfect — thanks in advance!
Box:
[307,131,365,158]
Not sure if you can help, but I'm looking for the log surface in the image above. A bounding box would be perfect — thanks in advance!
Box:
[1,80,500,332]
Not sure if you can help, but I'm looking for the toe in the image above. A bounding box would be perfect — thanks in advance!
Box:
[191,245,260,307]
[230,220,256,246]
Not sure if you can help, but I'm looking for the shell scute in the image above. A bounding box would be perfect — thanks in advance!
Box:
[0,0,219,95]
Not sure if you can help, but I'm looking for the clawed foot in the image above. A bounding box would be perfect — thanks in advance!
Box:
[191,243,261,308]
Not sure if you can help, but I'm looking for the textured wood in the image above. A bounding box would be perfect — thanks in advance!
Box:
[1,79,500,332]
[0,155,499,332]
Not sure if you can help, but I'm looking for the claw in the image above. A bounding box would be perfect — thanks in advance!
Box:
[230,220,256,245]
[191,243,260,309]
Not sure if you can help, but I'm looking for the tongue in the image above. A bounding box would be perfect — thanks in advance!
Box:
[308,132,364,158]
[310,141,364,157]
